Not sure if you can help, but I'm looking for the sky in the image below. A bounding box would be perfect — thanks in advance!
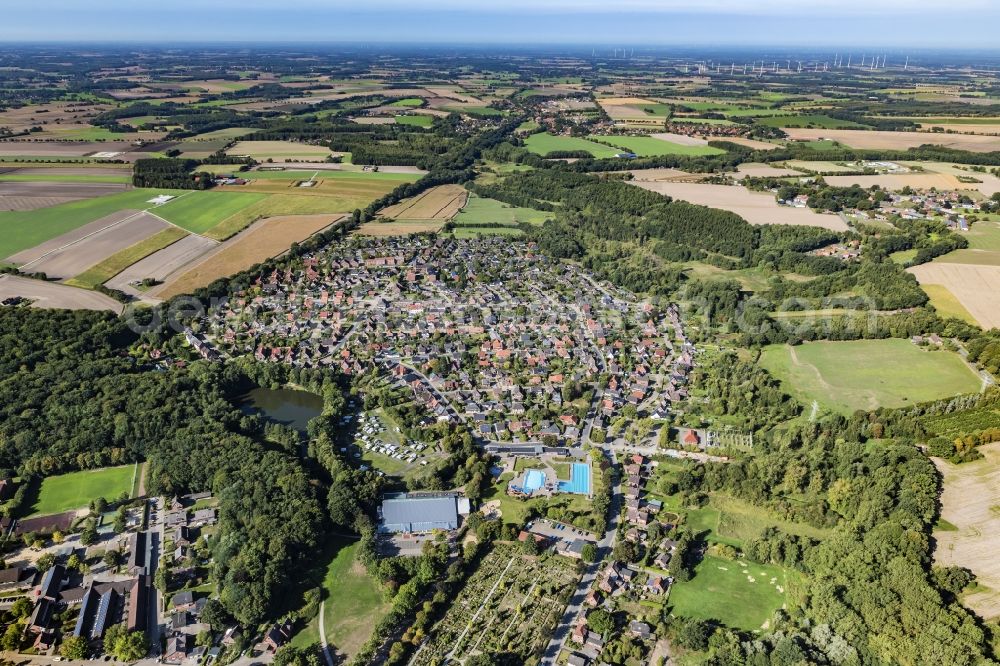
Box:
[2,0,998,49]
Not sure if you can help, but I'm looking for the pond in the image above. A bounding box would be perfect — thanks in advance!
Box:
[238,387,323,433]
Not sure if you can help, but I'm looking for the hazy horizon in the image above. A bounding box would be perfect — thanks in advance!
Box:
[3,0,998,49]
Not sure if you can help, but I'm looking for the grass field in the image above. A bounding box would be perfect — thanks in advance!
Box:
[0,188,185,259]
[668,555,791,631]
[290,539,389,657]
[754,115,867,129]
[589,135,725,157]
[523,133,620,159]
[156,191,268,234]
[389,97,424,107]
[453,194,551,226]
[759,339,981,414]
[65,227,189,289]
[452,226,524,238]
[395,114,433,127]
[28,465,134,516]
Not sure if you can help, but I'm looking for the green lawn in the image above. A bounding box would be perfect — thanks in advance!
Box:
[290,540,390,658]
[759,339,981,415]
[28,465,134,517]
[669,555,791,631]
[389,97,424,107]
[156,191,268,234]
[755,115,868,129]
[587,135,725,157]
[395,114,433,127]
[453,194,551,226]
[523,133,620,159]
[0,189,186,260]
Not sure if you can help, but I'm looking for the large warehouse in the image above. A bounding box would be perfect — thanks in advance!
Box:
[378,493,467,533]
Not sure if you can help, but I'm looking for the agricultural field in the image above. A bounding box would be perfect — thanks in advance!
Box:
[523,133,620,159]
[754,114,867,129]
[935,219,1000,266]
[758,339,982,415]
[667,555,792,631]
[0,179,132,212]
[919,284,978,325]
[411,544,578,666]
[66,226,189,289]
[356,220,446,236]
[627,179,848,231]
[380,184,467,220]
[587,135,725,157]
[395,114,433,127]
[824,173,967,191]
[0,274,122,313]
[226,140,334,162]
[154,190,268,234]
[934,443,1000,619]
[154,214,343,298]
[782,128,1000,153]
[908,262,1000,330]
[105,235,219,295]
[27,465,135,517]
[0,189,185,260]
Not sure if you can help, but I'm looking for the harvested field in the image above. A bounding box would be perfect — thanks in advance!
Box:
[6,209,140,265]
[783,160,859,173]
[824,173,967,191]
[357,220,446,236]
[66,227,190,289]
[721,137,781,151]
[629,168,692,181]
[380,184,467,220]
[20,211,169,280]
[934,443,1000,619]
[351,117,396,125]
[203,192,377,241]
[0,140,136,157]
[782,128,1000,153]
[0,166,130,177]
[900,162,1000,197]
[908,262,1000,330]
[649,132,710,146]
[106,234,218,293]
[916,123,1000,135]
[227,140,334,162]
[154,214,343,298]
[0,179,130,211]
[0,274,122,313]
[735,163,801,179]
[629,181,848,231]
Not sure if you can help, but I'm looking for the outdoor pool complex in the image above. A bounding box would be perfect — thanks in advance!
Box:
[523,469,546,492]
[558,463,591,495]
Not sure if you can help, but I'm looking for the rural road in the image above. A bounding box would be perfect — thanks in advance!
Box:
[539,448,622,665]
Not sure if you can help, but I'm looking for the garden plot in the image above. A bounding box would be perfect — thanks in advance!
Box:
[411,544,578,665]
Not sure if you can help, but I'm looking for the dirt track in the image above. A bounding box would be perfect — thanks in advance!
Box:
[0,274,122,313]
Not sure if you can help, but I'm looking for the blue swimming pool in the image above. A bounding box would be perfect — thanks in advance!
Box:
[523,469,546,493]
[558,463,591,495]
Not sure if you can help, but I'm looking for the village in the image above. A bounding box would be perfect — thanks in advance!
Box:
[199,236,700,453]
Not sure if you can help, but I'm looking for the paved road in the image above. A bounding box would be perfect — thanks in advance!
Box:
[539,448,622,665]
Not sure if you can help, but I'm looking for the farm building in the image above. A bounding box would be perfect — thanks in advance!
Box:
[378,493,466,533]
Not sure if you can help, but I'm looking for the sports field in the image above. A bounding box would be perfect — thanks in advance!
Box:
[0,189,185,259]
[523,133,620,159]
[759,339,981,414]
[668,555,791,630]
[588,135,725,157]
[28,465,134,516]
